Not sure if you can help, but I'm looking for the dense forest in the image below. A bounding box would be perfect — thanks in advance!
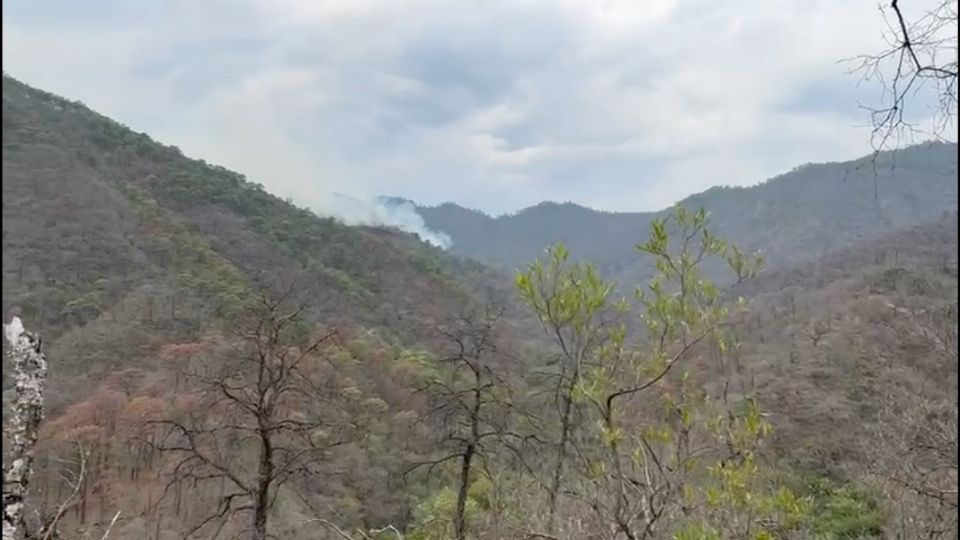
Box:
[2,71,957,540]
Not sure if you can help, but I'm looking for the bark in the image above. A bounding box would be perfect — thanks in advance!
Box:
[251,428,273,540]
[454,444,474,540]
[454,374,482,540]
[546,375,576,534]
[2,318,48,540]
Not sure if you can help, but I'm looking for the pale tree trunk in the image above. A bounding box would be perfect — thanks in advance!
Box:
[2,317,48,540]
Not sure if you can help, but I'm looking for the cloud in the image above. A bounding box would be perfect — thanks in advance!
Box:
[2,0,953,219]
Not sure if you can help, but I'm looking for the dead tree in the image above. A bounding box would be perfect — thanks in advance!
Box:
[3,317,48,540]
[868,300,958,536]
[33,442,89,540]
[148,292,347,540]
[848,0,958,151]
[408,305,514,540]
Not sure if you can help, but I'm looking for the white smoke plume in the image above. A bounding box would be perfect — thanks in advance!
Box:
[325,193,453,249]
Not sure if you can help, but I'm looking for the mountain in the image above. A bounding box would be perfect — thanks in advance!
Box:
[728,212,957,476]
[2,74,956,539]
[414,143,958,283]
[1,74,515,408]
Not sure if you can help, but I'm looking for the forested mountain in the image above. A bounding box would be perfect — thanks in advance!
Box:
[2,75,957,540]
[410,142,957,282]
[728,213,957,512]
[1,74,536,538]
[1,74,522,394]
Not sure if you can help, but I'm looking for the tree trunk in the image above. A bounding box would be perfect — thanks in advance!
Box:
[605,409,636,540]
[2,318,48,540]
[547,375,577,533]
[251,430,273,540]
[455,445,474,540]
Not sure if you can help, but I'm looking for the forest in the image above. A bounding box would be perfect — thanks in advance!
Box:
[2,0,958,538]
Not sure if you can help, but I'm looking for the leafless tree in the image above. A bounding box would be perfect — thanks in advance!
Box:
[868,393,957,537]
[147,291,351,540]
[34,442,88,540]
[866,298,958,537]
[848,0,958,151]
[408,304,516,540]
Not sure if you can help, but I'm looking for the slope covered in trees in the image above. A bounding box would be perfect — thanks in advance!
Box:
[727,212,958,536]
[2,75,957,539]
[0,74,535,538]
[1,74,523,405]
[411,142,957,283]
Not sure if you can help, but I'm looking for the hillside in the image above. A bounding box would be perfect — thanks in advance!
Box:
[730,212,957,468]
[1,75,544,539]
[412,143,957,282]
[1,74,517,408]
[727,213,958,535]
[1,74,956,539]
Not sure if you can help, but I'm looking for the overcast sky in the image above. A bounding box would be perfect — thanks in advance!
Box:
[2,0,950,215]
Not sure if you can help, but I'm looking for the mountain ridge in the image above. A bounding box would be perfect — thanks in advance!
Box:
[2,73,517,404]
[405,141,957,280]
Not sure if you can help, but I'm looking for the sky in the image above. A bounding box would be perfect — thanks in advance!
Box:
[2,0,953,216]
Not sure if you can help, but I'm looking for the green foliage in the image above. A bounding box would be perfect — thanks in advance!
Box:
[313,263,374,305]
[674,523,722,540]
[515,242,617,334]
[3,75,488,351]
[115,182,253,317]
[408,487,480,540]
[6,74,953,539]
[60,289,104,320]
[516,206,794,538]
[806,479,885,539]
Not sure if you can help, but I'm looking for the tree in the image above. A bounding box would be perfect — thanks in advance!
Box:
[516,244,619,534]
[516,207,807,539]
[866,300,958,537]
[850,0,958,151]
[147,291,349,539]
[2,319,121,540]
[409,304,514,540]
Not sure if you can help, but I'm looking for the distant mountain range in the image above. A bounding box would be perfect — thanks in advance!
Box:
[389,141,957,285]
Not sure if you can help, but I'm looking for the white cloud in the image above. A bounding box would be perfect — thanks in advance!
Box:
[2,0,952,217]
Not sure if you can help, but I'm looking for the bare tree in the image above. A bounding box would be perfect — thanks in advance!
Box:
[408,304,515,540]
[33,442,88,540]
[147,292,350,540]
[867,299,958,537]
[868,393,958,537]
[849,0,958,151]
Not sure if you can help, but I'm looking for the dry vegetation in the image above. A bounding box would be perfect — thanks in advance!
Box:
[3,74,958,540]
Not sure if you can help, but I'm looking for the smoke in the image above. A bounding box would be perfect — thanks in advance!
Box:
[324,193,453,249]
[155,111,453,249]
